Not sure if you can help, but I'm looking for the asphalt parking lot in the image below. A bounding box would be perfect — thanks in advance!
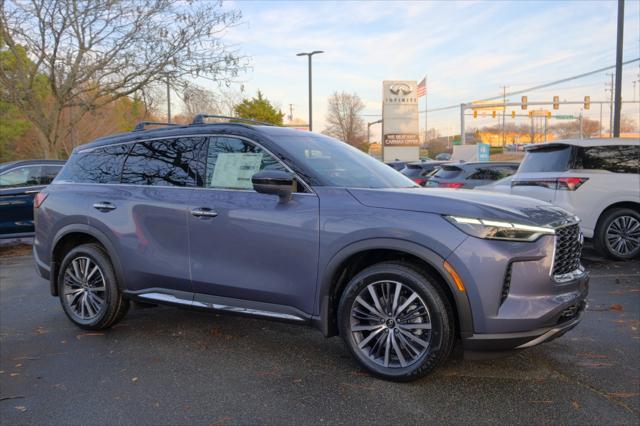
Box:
[1,242,638,425]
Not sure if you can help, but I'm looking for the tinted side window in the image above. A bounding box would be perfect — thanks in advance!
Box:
[575,145,640,174]
[0,166,41,188]
[467,168,501,180]
[39,165,63,185]
[205,137,289,190]
[57,145,130,184]
[433,166,462,179]
[519,146,573,173]
[121,137,205,187]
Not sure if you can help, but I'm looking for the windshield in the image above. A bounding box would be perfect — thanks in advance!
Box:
[519,145,573,172]
[276,133,417,188]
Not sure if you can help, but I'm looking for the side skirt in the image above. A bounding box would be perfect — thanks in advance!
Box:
[123,288,311,324]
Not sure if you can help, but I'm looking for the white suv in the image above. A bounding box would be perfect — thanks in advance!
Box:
[490,139,639,260]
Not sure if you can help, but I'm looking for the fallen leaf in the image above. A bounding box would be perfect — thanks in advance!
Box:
[608,392,639,398]
[571,401,580,410]
[10,373,19,377]
[131,377,138,382]
[15,406,27,412]
[209,415,233,426]
[15,364,22,368]
[610,303,624,312]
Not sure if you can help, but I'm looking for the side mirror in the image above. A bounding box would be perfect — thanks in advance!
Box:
[252,170,295,203]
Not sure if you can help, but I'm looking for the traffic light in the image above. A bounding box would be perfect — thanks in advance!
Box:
[553,96,559,110]
[492,110,496,118]
[528,111,533,118]
[473,110,478,119]
[547,111,552,118]
[584,96,590,110]
[521,96,528,110]
[511,110,516,119]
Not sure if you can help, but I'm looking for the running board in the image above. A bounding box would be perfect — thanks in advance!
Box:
[136,292,307,322]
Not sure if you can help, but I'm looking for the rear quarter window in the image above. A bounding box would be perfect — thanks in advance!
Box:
[519,146,573,172]
[56,144,130,184]
[433,166,462,179]
[574,145,640,174]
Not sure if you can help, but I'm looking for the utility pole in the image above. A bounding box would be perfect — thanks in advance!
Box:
[367,119,382,146]
[288,104,294,122]
[599,103,603,137]
[605,73,614,137]
[613,0,624,137]
[500,85,508,147]
[166,77,171,123]
[579,112,584,139]
[460,104,466,145]
[296,51,324,131]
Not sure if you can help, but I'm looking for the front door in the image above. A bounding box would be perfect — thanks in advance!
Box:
[188,136,320,316]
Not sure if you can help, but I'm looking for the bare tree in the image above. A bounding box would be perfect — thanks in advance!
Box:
[323,91,366,149]
[0,0,247,158]
[182,84,221,119]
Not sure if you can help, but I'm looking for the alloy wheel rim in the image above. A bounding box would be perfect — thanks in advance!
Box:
[63,256,106,321]
[606,216,640,256]
[350,280,432,368]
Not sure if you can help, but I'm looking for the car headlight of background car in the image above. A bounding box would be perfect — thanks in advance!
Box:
[445,215,555,242]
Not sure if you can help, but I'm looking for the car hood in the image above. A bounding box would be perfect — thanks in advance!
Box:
[347,188,574,227]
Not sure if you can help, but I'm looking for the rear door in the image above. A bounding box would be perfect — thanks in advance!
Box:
[0,164,61,236]
[511,145,574,203]
[82,138,204,297]
[187,136,320,316]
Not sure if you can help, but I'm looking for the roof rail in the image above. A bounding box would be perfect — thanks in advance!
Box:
[133,121,180,132]
[191,114,275,127]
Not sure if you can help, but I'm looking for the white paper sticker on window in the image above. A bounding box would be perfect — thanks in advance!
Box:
[210,153,263,189]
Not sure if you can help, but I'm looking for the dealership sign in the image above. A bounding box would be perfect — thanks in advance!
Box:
[382,80,420,161]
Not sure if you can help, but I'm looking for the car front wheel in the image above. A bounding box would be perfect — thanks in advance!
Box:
[595,208,640,260]
[338,261,455,382]
[57,243,129,330]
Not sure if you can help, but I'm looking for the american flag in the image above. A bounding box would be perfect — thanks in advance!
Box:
[417,77,426,97]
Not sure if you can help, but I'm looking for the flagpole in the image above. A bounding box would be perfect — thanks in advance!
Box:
[424,75,428,145]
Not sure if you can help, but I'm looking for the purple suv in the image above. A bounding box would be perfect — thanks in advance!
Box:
[33,118,589,381]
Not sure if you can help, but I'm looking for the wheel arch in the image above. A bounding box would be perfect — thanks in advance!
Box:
[314,238,473,339]
[50,224,125,297]
[594,201,640,232]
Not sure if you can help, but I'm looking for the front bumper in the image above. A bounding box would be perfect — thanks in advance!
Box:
[462,298,587,352]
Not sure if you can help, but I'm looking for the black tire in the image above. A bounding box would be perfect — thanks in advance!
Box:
[337,261,455,382]
[57,243,129,330]
[594,208,640,260]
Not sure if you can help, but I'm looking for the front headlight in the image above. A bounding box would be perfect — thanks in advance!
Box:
[445,215,555,242]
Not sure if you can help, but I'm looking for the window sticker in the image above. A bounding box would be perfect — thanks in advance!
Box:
[210,153,263,189]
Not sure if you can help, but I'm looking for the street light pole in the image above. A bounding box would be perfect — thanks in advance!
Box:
[166,77,171,124]
[613,0,624,137]
[296,50,324,131]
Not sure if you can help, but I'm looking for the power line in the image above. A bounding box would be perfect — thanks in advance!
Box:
[423,57,640,113]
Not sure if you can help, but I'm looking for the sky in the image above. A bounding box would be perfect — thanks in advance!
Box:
[194,0,640,138]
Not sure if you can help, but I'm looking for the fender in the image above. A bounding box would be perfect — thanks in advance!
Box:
[313,238,474,338]
[50,224,126,296]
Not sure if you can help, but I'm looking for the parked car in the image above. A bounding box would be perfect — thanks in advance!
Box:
[495,139,639,260]
[34,119,588,381]
[400,160,449,186]
[0,160,65,238]
[475,175,513,194]
[426,162,519,189]
[385,160,407,171]
[435,153,452,161]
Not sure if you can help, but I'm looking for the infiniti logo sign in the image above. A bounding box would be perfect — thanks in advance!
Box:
[389,83,412,95]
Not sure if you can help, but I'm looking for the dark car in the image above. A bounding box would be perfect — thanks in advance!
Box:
[0,160,65,238]
[33,118,587,381]
[385,160,407,171]
[426,162,519,189]
[400,160,449,186]
[435,153,452,161]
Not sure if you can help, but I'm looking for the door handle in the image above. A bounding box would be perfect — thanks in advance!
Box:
[93,202,116,212]
[191,208,218,218]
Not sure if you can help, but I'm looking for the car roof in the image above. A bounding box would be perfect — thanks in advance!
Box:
[0,159,66,173]
[525,138,639,151]
[406,160,448,167]
[78,122,286,151]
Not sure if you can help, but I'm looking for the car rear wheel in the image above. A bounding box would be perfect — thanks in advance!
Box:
[594,208,640,260]
[58,243,129,330]
[338,261,455,382]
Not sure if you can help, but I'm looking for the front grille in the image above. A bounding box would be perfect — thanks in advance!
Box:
[553,224,582,276]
